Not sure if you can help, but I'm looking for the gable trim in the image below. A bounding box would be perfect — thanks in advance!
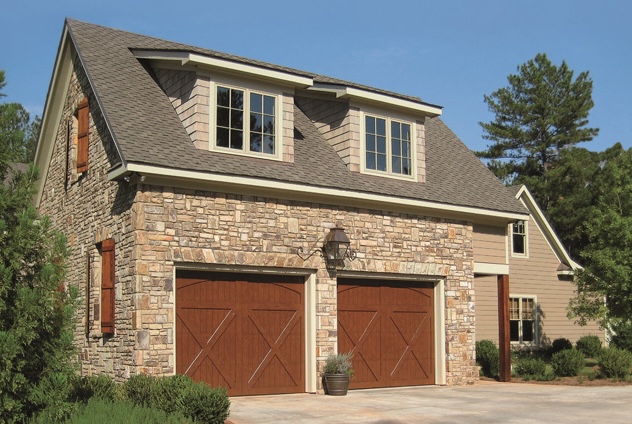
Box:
[110,162,529,222]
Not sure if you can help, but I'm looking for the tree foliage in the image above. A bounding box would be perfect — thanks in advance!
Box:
[477,53,598,211]
[0,73,76,422]
[569,144,632,327]
[0,70,40,163]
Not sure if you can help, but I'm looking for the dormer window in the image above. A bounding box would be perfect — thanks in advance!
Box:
[363,114,414,178]
[214,84,277,156]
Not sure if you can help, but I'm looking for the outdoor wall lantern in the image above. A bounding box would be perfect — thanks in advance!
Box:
[298,227,357,270]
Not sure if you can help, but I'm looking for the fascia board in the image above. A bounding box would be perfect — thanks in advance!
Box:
[34,27,73,208]
[307,83,443,117]
[109,163,528,222]
[133,50,314,88]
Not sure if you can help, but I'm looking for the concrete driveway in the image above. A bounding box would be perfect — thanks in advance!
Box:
[227,382,632,423]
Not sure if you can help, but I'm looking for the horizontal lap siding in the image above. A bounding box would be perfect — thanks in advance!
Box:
[474,275,499,343]
[473,224,506,264]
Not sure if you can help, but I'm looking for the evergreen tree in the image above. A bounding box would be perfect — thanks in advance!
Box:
[477,53,599,211]
[0,72,76,422]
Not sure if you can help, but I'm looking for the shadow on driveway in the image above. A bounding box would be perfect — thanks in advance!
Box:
[227,382,632,423]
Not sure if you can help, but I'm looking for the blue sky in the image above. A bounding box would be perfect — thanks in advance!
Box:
[1,0,630,153]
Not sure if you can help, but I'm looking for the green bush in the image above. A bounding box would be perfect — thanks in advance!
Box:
[177,381,230,424]
[598,347,632,379]
[476,340,499,378]
[551,338,573,353]
[71,375,121,403]
[65,398,191,423]
[576,335,602,358]
[551,349,585,377]
[611,321,632,353]
[123,374,156,407]
[152,374,196,415]
[514,358,547,377]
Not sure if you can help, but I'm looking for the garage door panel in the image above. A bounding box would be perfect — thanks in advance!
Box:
[176,271,304,396]
[338,279,435,390]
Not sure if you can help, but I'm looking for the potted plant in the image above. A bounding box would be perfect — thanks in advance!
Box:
[322,352,353,395]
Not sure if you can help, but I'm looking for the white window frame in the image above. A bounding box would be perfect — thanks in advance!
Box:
[509,295,537,345]
[511,220,529,258]
[359,109,417,181]
[209,76,284,161]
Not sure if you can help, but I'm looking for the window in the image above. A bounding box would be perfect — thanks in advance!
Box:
[100,239,115,334]
[512,220,527,256]
[364,115,412,176]
[215,85,276,156]
[76,97,89,173]
[510,296,536,343]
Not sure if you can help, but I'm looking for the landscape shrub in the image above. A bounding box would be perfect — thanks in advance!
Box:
[514,358,547,377]
[123,374,156,407]
[71,375,121,403]
[551,349,585,377]
[576,335,602,358]
[152,374,196,414]
[551,338,573,354]
[476,340,499,378]
[610,321,632,353]
[178,381,230,424]
[598,347,632,379]
[65,398,190,424]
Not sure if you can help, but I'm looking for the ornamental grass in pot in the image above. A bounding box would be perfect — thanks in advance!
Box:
[322,352,353,396]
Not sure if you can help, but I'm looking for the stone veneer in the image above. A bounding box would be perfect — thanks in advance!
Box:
[38,54,478,388]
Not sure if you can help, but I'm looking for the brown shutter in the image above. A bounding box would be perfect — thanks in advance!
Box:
[101,238,115,334]
[77,98,89,173]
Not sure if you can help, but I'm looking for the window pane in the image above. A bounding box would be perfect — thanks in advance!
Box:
[377,153,387,171]
[402,158,411,175]
[510,320,520,342]
[231,89,244,109]
[392,139,401,156]
[366,116,375,134]
[513,233,525,254]
[376,118,386,135]
[216,127,229,148]
[366,152,376,170]
[250,113,262,132]
[263,115,274,134]
[264,95,275,115]
[523,320,534,342]
[402,140,410,158]
[392,157,401,174]
[377,136,386,154]
[510,298,519,320]
[264,135,275,154]
[217,107,229,128]
[402,123,411,141]
[231,109,243,129]
[366,134,375,152]
[217,87,230,107]
[230,129,243,149]
[251,93,262,113]
[391,122,400,138]
[523,298,534,319]
[250,133,262,152]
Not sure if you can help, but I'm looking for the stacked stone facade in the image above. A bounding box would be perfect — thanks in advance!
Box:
[38,58,478,389]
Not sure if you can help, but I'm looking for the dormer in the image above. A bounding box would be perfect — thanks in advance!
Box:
[296,82,441,184]
[134,50,313,163]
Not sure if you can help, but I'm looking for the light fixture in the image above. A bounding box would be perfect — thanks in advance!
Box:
[298,227,357,270]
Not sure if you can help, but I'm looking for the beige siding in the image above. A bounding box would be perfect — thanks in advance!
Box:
[474,275,499,343]
[509,218,604,344]
[473,224,506,265]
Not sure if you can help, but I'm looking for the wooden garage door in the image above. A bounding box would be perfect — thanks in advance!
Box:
[338,279,435,389]
[176,271,304,396]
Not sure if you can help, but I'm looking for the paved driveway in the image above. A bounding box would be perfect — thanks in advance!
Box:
[227,382,632,423]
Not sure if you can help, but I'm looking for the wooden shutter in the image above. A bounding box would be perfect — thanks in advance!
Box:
[77,98,89,173]
[101,238,115,334]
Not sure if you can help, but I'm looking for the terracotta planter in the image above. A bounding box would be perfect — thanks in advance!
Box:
[323,373,350,396]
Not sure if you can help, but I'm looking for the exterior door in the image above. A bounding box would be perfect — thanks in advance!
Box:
[338,279,435,389]
[176,271,304,396]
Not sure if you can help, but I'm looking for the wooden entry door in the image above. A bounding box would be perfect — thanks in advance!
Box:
[338,279,435,389]
[176,271,304,396]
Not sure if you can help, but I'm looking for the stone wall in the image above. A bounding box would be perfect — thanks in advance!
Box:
[38,53,138,380]
[133,186,477,386]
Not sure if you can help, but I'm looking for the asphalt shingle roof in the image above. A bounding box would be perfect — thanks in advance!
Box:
[64,18,525,215]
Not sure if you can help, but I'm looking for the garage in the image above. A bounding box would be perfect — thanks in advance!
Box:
[337,279,435,389]
[176,271,305,396]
